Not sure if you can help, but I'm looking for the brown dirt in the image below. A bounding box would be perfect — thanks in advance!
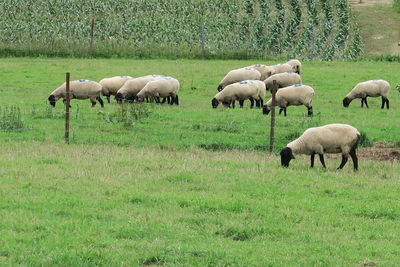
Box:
[327,143,400,161]
[349,0,393,7]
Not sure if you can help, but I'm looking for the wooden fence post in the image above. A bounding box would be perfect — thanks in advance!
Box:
[269,80,277,153]
[89,18,95,56]
[65,72,70,144]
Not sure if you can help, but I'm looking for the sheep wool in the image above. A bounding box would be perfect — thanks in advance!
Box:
[100,75,133,103]
[263,84,314,116]
[264,72,302,91]
[48,79,104,107]
[218,67,261,91]
[136,76,180,105]
[116,75,163,102]
[270,63,293,76]
[285,59,302,74]
[212,80,265,108]
[249,64,274,80]
[280,124,360,170]
[343,79,390,109]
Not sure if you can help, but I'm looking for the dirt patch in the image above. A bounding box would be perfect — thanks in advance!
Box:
[358,145,400,161]
[349,0,393,7]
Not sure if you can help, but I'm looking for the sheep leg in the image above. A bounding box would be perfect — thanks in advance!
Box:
[337,154,348,169]
[361,98,364,108]
[231,100,235,109]
[161,97,167,104]
[62,99,71,108]
[382,97,389,109]
[97,96,104,108]
[255,99,260,108]
[364,97,369,108]
[283,108,287,117]
[174,95,179,105]
[386,98,389,109]
[90,100,97,107]
[260,98,264,107]
[318,154,326,168]
[349,148,358,171]
[155,97,161,104]
[279,108,283,115]
[307,106,313,117]
[249,97,254,108]
[239,100,244,108]
[106,95,111,104]
[167,96,171,104]
[310,153,315,168]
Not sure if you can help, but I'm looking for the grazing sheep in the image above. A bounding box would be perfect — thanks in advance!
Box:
[115,75,163,103]
[249,64,273,80]
[285,59,302,74]
[48,79,104,107]
[280,123,360,170]
[212,80,265,109]
[343,80,390,109]
[99,75,133,103]
[136,76,180,105]
[270,63,293,76]
[262,84,314,116]
[396,84,400,93]
[264,72,302,91]
[218,67,261,91]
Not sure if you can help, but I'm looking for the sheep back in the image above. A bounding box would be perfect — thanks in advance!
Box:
[215,80,262,102]
[100,75,133,96]
[219,67,261,90]
[137,76,180,98]
[51,79,102,100]
[266,84,314,108]
[117,75,163,99]
[288,124,360,156]
[347,80,390,100]
[264,72,302,90]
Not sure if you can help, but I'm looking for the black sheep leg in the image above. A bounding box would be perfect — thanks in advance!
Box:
[279,108,284,115]
[283,108,287,117]
[106,95,111,104]
[382,97,389,109]
[319,154,326,168]
[97,96,104,108]
[361,98,364,108]
[239,100,244,108]
[260,98,264,107]
[231,100,235,109]
[161,97,167,104]
[337,154,348,169]
[364,97,369,108]
[249,98,254,108]
[310,153,315,168]
[349,148,358,171]
[91,100,96,107]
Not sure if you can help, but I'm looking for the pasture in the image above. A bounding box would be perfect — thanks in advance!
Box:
[0,58,400,265]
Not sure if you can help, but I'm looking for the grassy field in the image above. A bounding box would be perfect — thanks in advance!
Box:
[0,58,400,265]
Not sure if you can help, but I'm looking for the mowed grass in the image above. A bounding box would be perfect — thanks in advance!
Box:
[1,143,400,265]
[0,58,399,150]
[0,58,400,265]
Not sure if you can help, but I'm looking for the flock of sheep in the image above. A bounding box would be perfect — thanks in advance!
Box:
[48,75,180,108]
[47,59,399,171]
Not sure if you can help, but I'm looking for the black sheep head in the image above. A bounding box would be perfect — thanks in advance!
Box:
[48,95,56,107]
[211,98,219,108]
[262,105,270,115]
[280,147,295,167]
[342,97,351,107]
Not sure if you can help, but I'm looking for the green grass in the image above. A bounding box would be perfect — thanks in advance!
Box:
[0,58,399,150]
[1,143,400,265]
[0,58,400,265]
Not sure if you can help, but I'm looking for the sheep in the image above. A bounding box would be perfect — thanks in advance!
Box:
[136,76,180,105]
[280,123,360,170]
[99,75,133,103]
[264,72,302,91]
[397,84,400,93]
[342,80,390,109]
[262,84,314,117]
[285,59,302,74]
[217,67,261,91]
[48,79,104,107]
[249,64,274,80]
[270,63,293,76]
[212,80,266,109]
[115,75,163,103]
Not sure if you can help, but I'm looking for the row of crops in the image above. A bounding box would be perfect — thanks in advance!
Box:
[0,0,363,60]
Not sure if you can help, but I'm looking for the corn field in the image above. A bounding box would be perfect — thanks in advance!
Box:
[0,0,363,60]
